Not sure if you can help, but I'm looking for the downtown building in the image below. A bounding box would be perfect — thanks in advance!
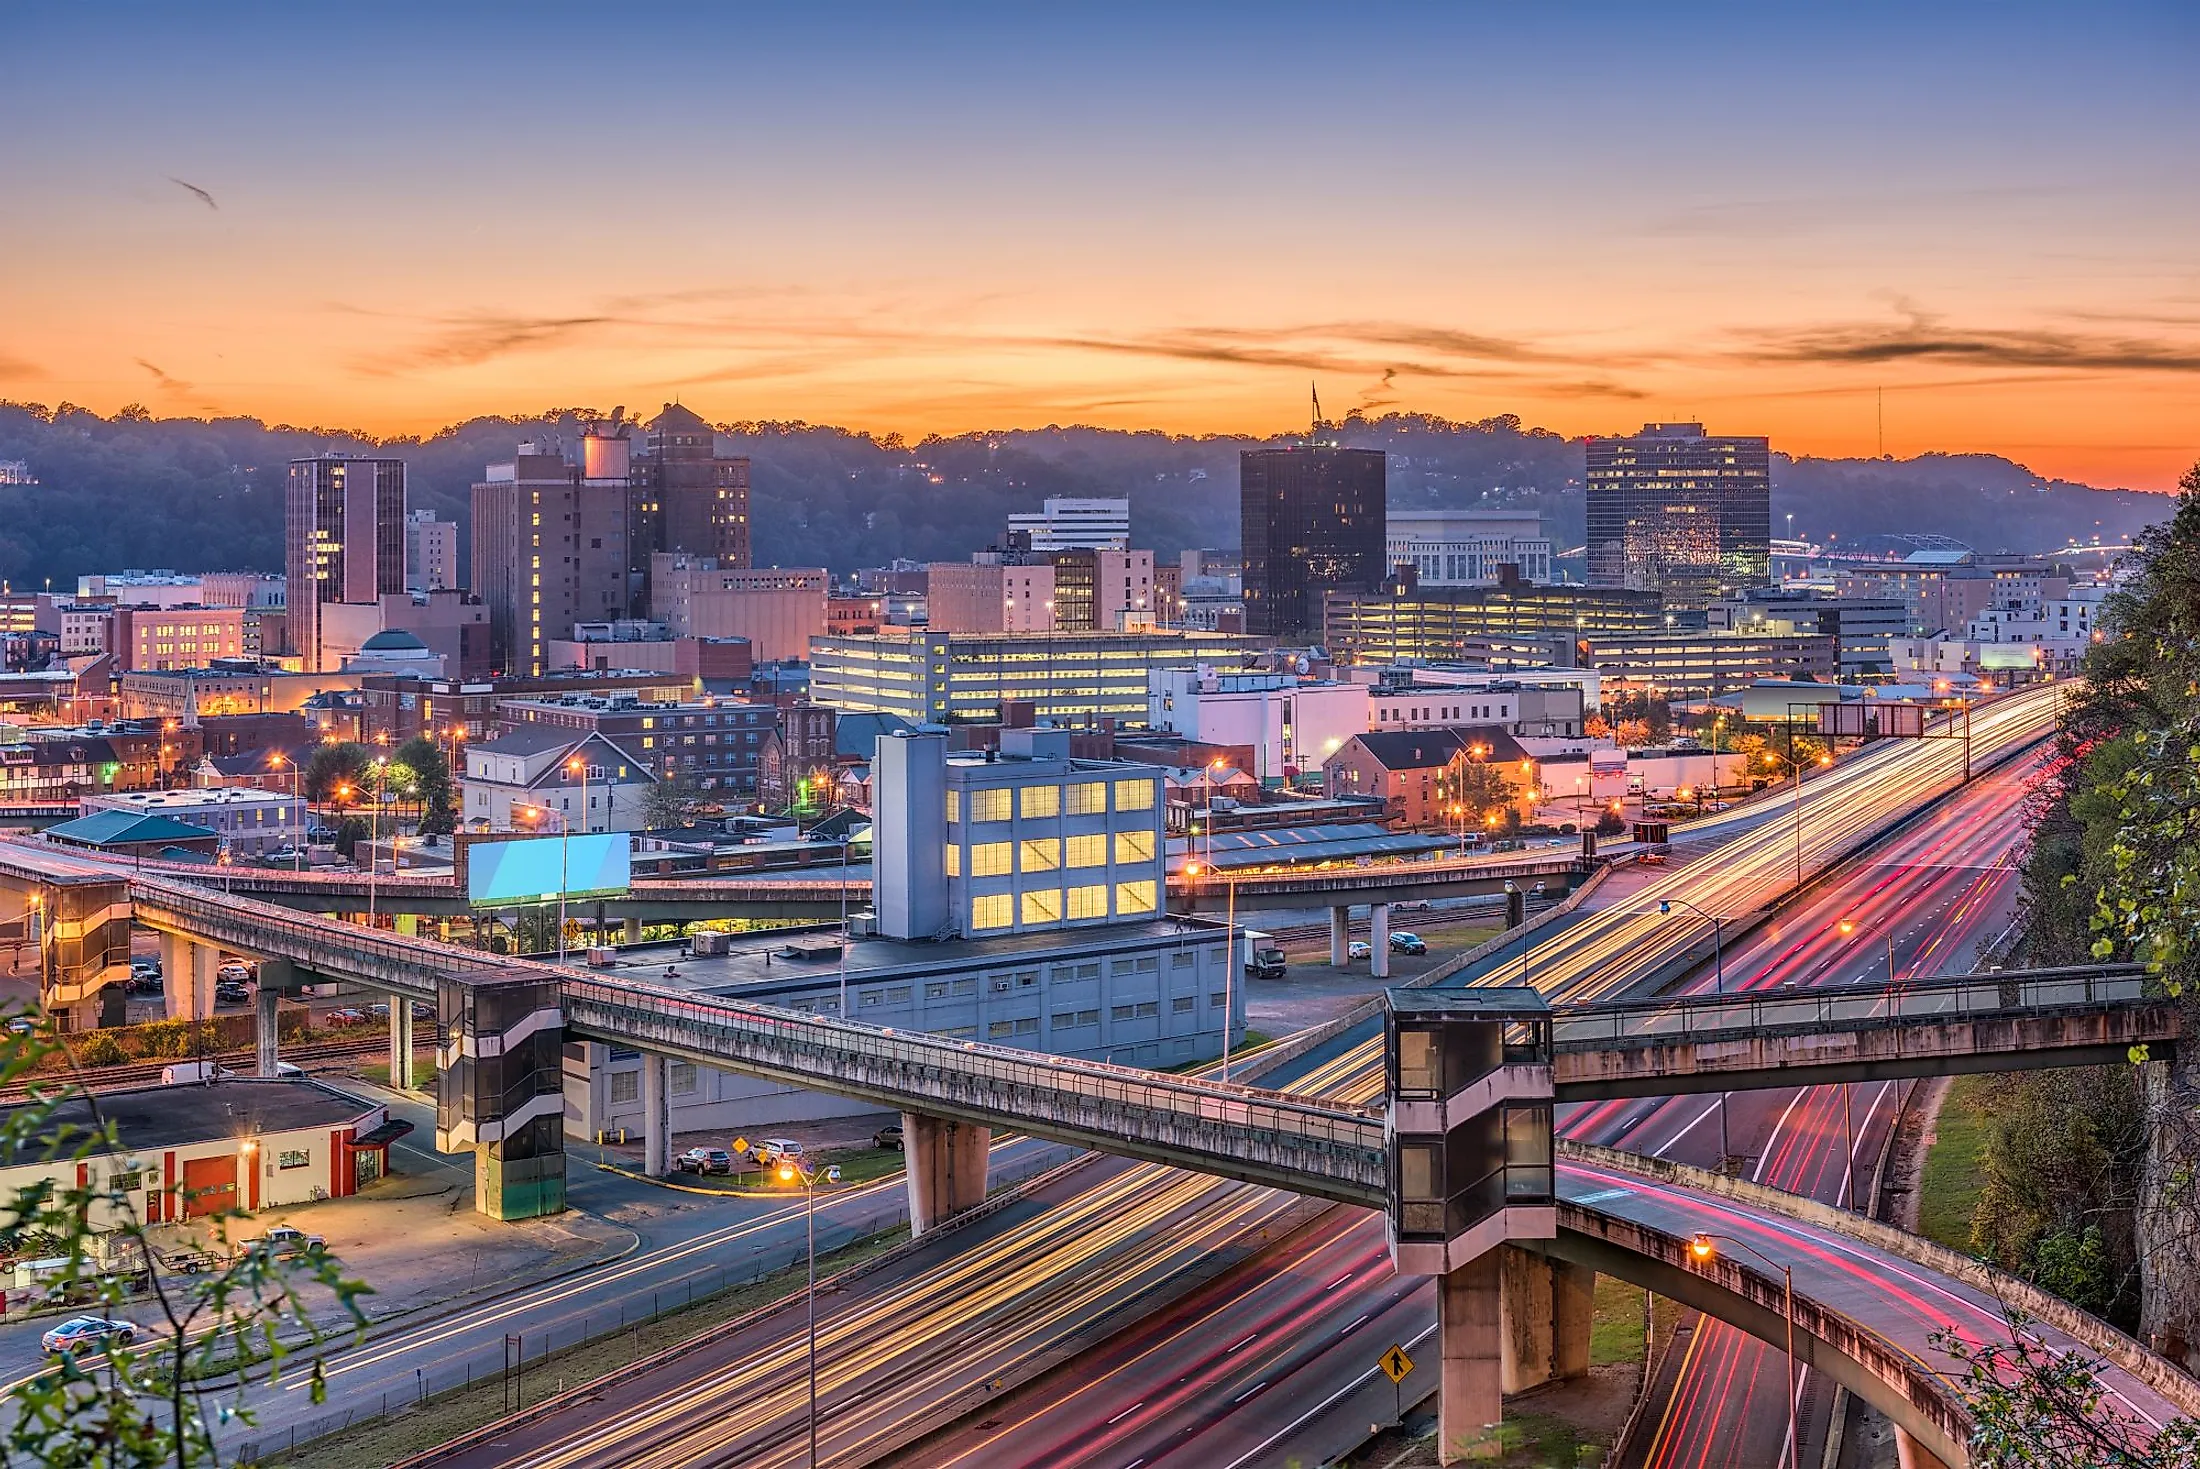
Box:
[286,455,407,672]
[1322,572,1664,666]
[1240,444,1388,641]
[809,628,1254,726]
[470,447,633,677]
[618,404,753,606]
[1585,423,1771,611]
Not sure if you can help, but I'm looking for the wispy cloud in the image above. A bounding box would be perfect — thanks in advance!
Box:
[0,354,41,381]
[134,358,221,413]
[1735,308,2200,373]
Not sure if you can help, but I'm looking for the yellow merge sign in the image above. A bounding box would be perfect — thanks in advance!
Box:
[1380,1344,1414,1383]
[732,1137,751,1155]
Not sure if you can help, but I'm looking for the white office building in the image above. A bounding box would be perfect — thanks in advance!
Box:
[1006,497,1131,551]
[1146,668,1371,780]
[1385,509,1553,586]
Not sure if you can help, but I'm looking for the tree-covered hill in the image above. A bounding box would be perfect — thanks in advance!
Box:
[0,400,2172,586]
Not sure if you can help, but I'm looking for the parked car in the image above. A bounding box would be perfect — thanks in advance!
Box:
[1388,932,1427,956]
[307,825,339,843]
[257,1226,325,1257]
[755,1138,805,1165]
[40,1316,138,1357]
[1347,940,1372,962]
[131,971,163,995]
[872,1125,904,1151]
[323,1008,367,1027]
[675,1147,734,1175]
[214,982,250,1005]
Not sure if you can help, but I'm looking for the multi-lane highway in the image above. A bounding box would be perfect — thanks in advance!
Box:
[385,688,2089,1468]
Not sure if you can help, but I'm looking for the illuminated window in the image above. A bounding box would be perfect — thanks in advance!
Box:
[1065,834,1107,868]
[970,894,1013,930]
[945,790,960,825]
[1114,779,1155,811]
[1066,782,1107,815]
[1113,831,1153,865]
[969,842,1012,877]
[943,843,960,877]
[1020,784,1060,818]
[1020,889,1062,926]
[1115,880,1157,916]
[1019,838,1060,872]
[969,788,1012,822]
[1067,884,1108,920]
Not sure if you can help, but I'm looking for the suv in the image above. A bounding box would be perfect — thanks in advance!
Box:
[675,1147,734,1175]
[1388,932,1427,956]
[871,1125,904,1151]
[257,1226,325,1257]
[755,1138,804,1165]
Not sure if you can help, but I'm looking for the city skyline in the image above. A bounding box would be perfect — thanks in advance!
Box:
[3,4,2195,489]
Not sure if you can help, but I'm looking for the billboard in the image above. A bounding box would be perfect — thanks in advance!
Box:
[1817,702,1928,739]
[468,833,633,909]
[1980,645,2040,671]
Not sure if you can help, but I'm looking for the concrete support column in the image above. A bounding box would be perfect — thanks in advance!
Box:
[1894,1428,1953,1469]
[388,992,414,1091]
[623,916,642,946]
[1438,1249,1503,1464]
[904,1111,990,1236]
[1499,1248,1596,1392]
[161,933,213,1022]
[1330,906,1351,967]
[640,1053,671,1177]
[1370,902,1392,979]
[255,987,281,1077]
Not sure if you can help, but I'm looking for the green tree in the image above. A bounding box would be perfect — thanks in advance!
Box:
[640,774,703,831]
[300,743,369,806]
[0,1015,370,1466]
[393,736,455,837]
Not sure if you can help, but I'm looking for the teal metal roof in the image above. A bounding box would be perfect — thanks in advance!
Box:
[47,810,220,848]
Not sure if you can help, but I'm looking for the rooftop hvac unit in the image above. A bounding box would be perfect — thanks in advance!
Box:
[690,930,732,956]
[585,947,618,968]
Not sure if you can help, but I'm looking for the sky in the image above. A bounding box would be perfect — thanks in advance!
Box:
[3,2,2196,487]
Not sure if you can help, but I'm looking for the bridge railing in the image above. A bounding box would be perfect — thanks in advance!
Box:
[1549,963,2153,1047]
[563,978,1387,1152]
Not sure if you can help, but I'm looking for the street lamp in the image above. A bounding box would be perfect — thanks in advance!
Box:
[558,755,589,965]
[1657,897,1729,1171]
[368,755,387,927]
[1832,915,1904,1210]
[268,752,301,872]
[777,1157,842,1468]
[1184,860,1239,1081]
[1688,1233,1799,1469]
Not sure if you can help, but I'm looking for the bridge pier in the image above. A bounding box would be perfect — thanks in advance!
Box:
[388,992,415,1091]
[1894,1427,1953,1469]
[904,1111,989,1235]
[1331,906,1350,967]
[253,960,292,1075]
[1370,903,1391,978]
[1439,1251,1504,1460]
[1500,1246,1594,1393]
[640,1053,671,1177]
[160,932,215,1023]
[624,917,641,946]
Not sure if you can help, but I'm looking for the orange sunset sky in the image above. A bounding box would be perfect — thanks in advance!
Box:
[5,5,2196,487]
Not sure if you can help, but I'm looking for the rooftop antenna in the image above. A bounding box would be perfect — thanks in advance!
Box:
[1310,381,1323,441]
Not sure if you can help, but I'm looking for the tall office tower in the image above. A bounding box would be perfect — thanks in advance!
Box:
[629,403,751,610]
[404,510,460,592]
[1585,422,1771,611]
[470,445,632,677]
[286,455,406,671]
[1239,445,1387,642]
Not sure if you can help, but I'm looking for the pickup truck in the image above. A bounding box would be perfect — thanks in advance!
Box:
[1245,945,1287,980]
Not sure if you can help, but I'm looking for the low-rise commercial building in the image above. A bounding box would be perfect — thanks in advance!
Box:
[1323,728,1534,829]
[653,556,827,662]
[111,606,250,672]
[1709,591,1908,678]
[1577,631,1838,699]
[462,727,657,832]
[1146,668,1370,780]
[78,786,307,856]
[1323,577,1664,665]
[117,663,359,722]
[924,561,1057,634]
[810,629,1253,726]
[499,692,777,794]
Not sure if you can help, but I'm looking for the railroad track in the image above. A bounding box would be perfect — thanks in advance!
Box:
[0,1035,391,1102]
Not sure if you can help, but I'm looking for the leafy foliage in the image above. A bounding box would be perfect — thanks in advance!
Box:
[393,735,455,837]
[1936,1312,2199,1467]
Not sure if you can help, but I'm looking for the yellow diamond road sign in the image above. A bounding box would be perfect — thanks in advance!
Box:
[732,1137,750,1154]
[1380,1344,1414,1383]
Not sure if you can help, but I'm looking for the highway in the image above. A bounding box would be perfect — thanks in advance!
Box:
[385,687,2106,1468]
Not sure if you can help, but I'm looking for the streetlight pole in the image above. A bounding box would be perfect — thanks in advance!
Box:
[1659,897,1728,1171]
[1690,1233,1798,1469]
[559,755,586,966]
[368,756,386,928]
[777,1157,840,1468]
[1221,869,1236,1082]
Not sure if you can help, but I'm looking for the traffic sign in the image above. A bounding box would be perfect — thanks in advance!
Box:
[1379,1344,1414,1383]
[731,1137,750,1154]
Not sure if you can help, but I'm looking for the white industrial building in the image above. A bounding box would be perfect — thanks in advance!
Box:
[1146,668,1371,780]
[1005,496,1131,551]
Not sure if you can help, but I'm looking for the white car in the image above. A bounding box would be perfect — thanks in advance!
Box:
[755,1139,804,1165]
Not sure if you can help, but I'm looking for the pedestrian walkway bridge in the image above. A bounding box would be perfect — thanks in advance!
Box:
[1548,963,2175,1098]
